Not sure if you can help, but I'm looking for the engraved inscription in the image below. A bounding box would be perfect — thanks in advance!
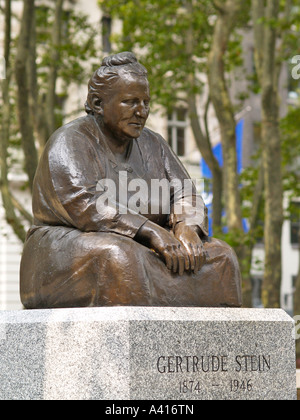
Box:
[157,355,229,373]
[156,354,271,395]
[157,355,271,374]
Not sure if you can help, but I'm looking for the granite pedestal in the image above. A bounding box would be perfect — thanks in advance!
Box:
[0,307,296,400]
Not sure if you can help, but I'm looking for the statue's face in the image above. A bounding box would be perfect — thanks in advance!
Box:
[100,74,150,140]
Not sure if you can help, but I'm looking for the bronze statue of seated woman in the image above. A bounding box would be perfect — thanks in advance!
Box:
[20,52,242,309]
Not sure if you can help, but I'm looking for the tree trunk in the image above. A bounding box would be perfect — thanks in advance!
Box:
[27,10,49,154]
[295,231,300,363]
[207,0,254,306]
[46,0,64,136]
[184,0,223,232]
[0,0,28,242]
[252,0,283,308]
[207,0,243,233]
[187,94,223,232]
[15,0,38,191]
[241,165,265,308]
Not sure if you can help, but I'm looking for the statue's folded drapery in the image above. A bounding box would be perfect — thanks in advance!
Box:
[20,115,242,309]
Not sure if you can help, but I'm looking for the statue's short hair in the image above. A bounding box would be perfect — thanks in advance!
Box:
[85,52,148,115]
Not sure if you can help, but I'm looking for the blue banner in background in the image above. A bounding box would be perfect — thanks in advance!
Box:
[200,119,247,236]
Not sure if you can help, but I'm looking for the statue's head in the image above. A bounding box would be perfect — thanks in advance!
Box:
[85,52,150,140]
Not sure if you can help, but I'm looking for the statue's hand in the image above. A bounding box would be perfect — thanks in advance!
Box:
[174,223,206,273]
[135,221,189,276]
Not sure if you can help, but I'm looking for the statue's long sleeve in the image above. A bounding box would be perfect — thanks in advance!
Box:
[31,115,208,240]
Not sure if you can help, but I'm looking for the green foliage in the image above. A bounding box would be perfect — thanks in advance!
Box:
[3,2,99,154]
[100,0,247,109]
[1,1,101,194]
[35,5,98,94]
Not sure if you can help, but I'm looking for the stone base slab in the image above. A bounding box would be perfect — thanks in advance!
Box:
[0,307,296,400]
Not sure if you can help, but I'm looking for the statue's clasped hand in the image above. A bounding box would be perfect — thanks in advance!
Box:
[174,222,206,275]
[136,221,206,276]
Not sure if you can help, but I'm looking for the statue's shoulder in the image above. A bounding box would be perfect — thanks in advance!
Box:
[45,115,98,154]
[49,115,96,143]
[39,116,98,170]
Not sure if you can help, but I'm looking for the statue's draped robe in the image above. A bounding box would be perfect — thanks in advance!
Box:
[20,115,242,309]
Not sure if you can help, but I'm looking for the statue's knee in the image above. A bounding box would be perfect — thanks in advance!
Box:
[92,234,135,265]
[207,238,239,266]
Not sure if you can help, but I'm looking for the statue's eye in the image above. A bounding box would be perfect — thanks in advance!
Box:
[122,99,135,105]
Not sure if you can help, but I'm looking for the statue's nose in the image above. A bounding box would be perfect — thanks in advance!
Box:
[135,103,148,119]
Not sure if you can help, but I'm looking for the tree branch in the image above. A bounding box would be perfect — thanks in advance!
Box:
[46,0,65,135]
[0,0,28,243]
[212,0,226,14]
[204,94,211,147]
[249,164,264,233]
[15,0,38,190]
[11,195,33,225]
[262,0,280,84]
[207,0,244,232]
[251,0,265,82]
